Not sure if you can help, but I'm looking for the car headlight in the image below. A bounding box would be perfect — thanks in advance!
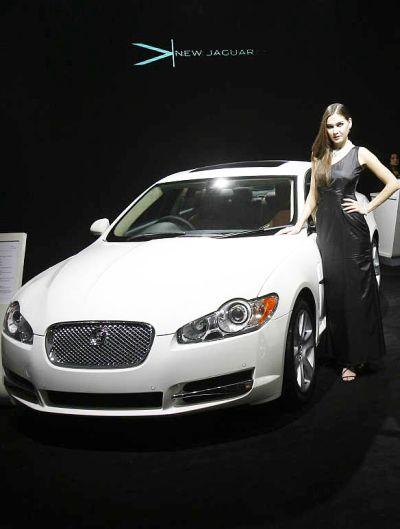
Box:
[3,301,34,344]
[177,293,279,343]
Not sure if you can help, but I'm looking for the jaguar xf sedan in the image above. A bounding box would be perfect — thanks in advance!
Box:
[2,160,381,416]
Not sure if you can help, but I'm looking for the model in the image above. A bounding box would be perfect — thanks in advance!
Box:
[277,102,400,382]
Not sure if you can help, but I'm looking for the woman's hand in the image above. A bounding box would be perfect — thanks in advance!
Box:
[341,198,368,215]
[274,225,303,235]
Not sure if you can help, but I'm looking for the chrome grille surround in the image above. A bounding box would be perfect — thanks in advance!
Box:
[45,321,155,369]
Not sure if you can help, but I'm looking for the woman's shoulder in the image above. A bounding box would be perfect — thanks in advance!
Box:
[357,145,368,154]
[357,146,374,166]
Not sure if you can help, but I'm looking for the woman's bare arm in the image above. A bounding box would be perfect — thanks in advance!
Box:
[359,147,400,213]
[295,161,318,229]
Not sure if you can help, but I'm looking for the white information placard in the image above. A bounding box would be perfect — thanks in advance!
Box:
[0,233,27,398]
[0,240,21,303]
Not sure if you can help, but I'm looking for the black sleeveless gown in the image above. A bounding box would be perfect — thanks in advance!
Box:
[315,145,386,368]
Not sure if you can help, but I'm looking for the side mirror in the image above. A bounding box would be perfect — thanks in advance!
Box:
[90,218,110,236]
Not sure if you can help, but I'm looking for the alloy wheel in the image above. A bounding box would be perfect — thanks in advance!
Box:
[292,309,315,393]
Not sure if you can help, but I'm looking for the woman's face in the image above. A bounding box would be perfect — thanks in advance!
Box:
[390,153,399,165]
[326,112,352,148]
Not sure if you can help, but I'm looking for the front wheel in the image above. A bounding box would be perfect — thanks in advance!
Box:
[280,298,317,409]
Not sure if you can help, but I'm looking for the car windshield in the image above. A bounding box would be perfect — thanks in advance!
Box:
[106,176,297,241]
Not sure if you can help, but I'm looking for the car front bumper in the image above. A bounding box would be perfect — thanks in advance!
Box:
[1,313,289,416]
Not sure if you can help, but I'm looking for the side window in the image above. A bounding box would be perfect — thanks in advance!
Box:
[304,168,316,228]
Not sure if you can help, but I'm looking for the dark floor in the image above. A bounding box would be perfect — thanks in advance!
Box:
[1,264,400,529]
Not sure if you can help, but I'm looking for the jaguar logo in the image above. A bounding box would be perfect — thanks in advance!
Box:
[89,327,109,346]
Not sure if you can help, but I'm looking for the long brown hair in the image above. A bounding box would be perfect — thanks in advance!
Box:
[311,103,352,200]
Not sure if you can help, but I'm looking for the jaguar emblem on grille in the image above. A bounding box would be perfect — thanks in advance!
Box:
[89,326,110,346]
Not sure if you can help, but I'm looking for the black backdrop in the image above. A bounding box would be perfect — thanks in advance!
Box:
[1,0,399,282]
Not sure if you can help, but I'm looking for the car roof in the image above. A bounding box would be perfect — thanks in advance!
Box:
[156,160,311,183]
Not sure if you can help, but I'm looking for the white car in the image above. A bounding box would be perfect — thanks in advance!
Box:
[1,161,381,416]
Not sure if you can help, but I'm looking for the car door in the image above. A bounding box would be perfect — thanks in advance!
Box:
[304,168,326,323]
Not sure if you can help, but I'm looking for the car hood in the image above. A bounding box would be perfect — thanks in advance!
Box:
[17,235,303,335]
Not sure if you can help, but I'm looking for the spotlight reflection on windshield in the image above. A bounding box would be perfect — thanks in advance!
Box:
[212,178,231,189]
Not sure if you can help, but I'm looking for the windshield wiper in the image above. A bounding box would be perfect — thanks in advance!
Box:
[215,226,276,239]
[126,232,186,241]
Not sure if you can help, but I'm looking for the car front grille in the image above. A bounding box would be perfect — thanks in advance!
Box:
[45,321,155,369]
[45,390,163,409]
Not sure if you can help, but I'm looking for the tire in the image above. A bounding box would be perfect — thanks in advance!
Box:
[371,237,381,289]
[280,298,317,409]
